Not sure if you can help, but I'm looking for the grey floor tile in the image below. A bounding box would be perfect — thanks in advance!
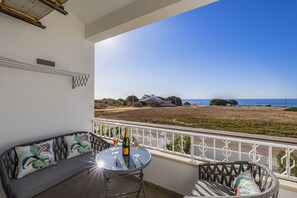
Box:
[35,169,176,198]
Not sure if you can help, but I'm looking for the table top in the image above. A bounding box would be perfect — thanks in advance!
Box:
[96,146,151,174]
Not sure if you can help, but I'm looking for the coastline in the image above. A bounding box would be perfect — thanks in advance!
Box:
[182,99,297,107]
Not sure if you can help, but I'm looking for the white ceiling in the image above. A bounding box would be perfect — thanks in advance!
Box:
[63,0,217,42]
[65,0,136,24]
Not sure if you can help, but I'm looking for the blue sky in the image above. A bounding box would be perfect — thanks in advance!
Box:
[95,0,297,99]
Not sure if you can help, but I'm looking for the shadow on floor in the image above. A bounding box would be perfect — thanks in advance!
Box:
[35,168,182,198]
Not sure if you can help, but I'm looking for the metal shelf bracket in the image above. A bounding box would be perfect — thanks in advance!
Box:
[0,56,90,89]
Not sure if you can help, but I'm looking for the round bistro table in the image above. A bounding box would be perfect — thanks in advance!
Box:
[96,146,151,198]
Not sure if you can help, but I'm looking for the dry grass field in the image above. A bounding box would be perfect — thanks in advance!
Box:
[95,106,297,138]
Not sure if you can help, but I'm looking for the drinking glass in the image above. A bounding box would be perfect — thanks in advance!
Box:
[112,137,119,168]
[133,138,140,158]
[112,137,119,154]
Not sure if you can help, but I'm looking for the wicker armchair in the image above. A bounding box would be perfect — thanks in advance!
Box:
[185,161,279,198]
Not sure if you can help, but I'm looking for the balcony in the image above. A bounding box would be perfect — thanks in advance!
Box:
[91,118,297,197]
[0,0,296,197]
[1,121,296,197]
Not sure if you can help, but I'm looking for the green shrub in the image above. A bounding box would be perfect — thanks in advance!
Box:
[112,100,121,105]
[210,99,228,106]
[228,99,238,106]
[166,135,190,154]
[166,96,183,106]
[140,101,148,106]
[284,107,297,112]
[118,98,125,102]
[126,95,139,103]
[184,102,191,106]
[134,102,143,107]
[277,150,297,177]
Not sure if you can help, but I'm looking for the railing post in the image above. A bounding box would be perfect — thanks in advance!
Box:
[164,132,167,149]
[286,149,290,177]
[104,123,110,138]
[142,129,145,145]
[107,123,110,138]
[156,130,159,149]
[92,120,95,134]
[181,134,184,154]
[268,146,272,170]
[118,125,122,140]
[238,142,241,161]
[253,144,257,162]
[172,133,175,152]
[190,135,194,162]
[100,122,103,136]
[149,130,152,147]
[130,126,132,142]
[111,124,114,138]
[213,138,216,162]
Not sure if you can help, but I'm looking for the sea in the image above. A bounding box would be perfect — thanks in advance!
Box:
[182,99,297,107]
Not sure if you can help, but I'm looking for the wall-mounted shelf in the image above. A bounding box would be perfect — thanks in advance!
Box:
[0,56,90,89]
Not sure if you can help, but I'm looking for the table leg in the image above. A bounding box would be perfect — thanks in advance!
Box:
[103,171,110,198]
[137,170,145,198]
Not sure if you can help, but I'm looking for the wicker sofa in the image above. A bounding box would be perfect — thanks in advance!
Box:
[0,131,110,198]
[185,161,279,198]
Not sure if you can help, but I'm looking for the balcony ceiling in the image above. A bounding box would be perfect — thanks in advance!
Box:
[65,0,136,24]
[65,0,217,43]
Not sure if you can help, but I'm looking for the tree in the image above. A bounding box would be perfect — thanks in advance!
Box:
[228,99,238,106]
[166,96,183,106]
[126,95,139,103]
[184,102,191,106]
[210,99,228,106]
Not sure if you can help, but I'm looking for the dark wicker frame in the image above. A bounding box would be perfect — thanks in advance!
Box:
[0,131,110,198]
[187,161,279,198]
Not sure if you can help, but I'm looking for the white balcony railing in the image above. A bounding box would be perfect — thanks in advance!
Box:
[93,118,297,182]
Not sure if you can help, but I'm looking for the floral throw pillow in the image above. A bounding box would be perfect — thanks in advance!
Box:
[15,140,56,178]
[232,170,261,196]
[65,133,92,159]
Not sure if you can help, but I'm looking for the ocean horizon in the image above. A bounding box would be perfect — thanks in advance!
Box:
[182,99,297,107]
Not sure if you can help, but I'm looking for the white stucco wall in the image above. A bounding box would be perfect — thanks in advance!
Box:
[0,11,94,152]
[143,151,198,195]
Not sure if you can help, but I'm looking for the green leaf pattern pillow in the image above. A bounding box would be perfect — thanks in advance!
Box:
[65,133,92,159]
[232,170,261,196]
[15,140,56,178]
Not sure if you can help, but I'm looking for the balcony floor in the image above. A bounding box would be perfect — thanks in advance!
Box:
[35,168,182,198]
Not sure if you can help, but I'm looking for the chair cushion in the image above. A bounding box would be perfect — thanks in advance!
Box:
[64,133,92,159]
[191,180,235,197]
[232,171,261,196]
[15,140,56,178]
[10,153,96,198]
